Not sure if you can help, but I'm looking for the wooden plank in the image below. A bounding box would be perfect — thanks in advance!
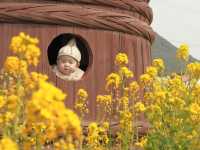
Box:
[37,24,57,83]
[55,26,75,109]
[0,24,19,68]
[110,31,120,72]
[134,37,144,80]
[141,38,151,71]
[73,27,95,120]
[123,34,137,80]
[0,24,7,69]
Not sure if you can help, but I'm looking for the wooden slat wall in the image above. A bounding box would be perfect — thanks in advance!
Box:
[0,23,151,122]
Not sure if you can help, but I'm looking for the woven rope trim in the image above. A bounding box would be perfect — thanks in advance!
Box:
[48,0,153,23]
[0,2,155,43]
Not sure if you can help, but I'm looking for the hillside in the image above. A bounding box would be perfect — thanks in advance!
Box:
[151,33,199,73]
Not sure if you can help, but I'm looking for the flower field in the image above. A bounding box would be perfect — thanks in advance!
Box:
[0,33,200,150]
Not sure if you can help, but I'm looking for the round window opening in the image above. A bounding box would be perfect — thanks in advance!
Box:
[47,33,92,81]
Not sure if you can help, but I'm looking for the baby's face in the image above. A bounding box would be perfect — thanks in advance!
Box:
[57,55,78,75]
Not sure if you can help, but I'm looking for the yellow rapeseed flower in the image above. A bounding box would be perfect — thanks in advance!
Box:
[96,95,112,106]
[154,91,166,104]
[96,95,112,113]
[139,73,153,86]
[148,104,162,116]
[75,89,89,116]
[4,56,19,75]
[25,44,40,66]
[10,35,24,54]
[10,32,40,66]
[119,110,133,132]
[119,66,134,78]
[135,137,147,148]
[0,96,5,109]
[105,73,121,91]
[129,81,139,93]
[119,96,129,110]
[176,43,189,61]
[134,102,146,112]
[102,122,109,130]
[192,84,200,98]
[7,95,19,110]
[87,122,100,148]
[152,58,165,72]
[4,112,15,122]
[77,88,88,99]
[0,137,18,150]
[187,62,200,79]
[146,66,158,78]
[115,53,128,66]
[189,103,200,115]
[25,80,81,141]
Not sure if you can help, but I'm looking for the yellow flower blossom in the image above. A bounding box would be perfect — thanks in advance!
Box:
[144,92,154,101]
[96,95,112,113]
[0,137,18,150]
[10,32,40,66]
[7,95,19,110]
[102,122,109,130]
[0,96,5,108]
[154,91,166,104]
[115,52,128,66]
[75,89,89,116]
[119,110,133,133]
[176,43,189,61]
[77,88,88,98]
[25,44,40,66]
[146,66,158,78]
[10,34,24,54]
[192,84,200,99]
[135,137,147,148]
[187,62,200,79]
[189,103,200,115]
[23,72,48,92]
[4,112,15,122]
[30,72,48,81]
[148,104,162,116]
[134,102,146,112]
[87,122,100,147]
[129,81,139,94]
[152,58,165,73]
[96,95,112,106]
[120,96,129,110]
[25,80,81,141]
[54,139,75,150]
[105,73,121,91]
[3,56,28,76]
[119,66,134,78]
[140,73,153,86]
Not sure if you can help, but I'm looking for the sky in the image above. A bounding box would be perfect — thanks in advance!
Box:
[149,0,200,60]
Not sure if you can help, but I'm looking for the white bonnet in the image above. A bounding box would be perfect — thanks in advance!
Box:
[58,38,81,62]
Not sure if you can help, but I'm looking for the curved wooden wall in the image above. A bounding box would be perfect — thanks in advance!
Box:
[0,0,155,122]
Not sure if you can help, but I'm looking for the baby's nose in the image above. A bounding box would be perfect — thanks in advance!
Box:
[64,63,70,66]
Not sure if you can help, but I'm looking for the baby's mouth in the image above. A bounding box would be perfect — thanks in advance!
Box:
[64,67,72,70]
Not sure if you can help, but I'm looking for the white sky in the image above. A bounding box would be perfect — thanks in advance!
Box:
[149,0,200,60]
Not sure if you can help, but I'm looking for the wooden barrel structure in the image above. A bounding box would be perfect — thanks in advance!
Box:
[0,0,155,123]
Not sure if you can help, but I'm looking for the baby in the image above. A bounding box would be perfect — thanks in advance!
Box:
[52,38,84,81]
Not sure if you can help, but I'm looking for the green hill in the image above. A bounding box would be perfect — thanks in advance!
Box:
[151,33,199,73]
